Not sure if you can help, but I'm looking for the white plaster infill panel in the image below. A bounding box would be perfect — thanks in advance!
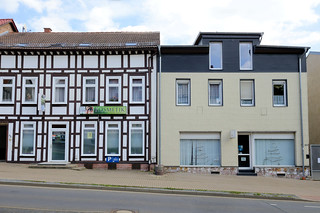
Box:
[107,55,121,68]
[23,56,38,68]
[22,107,37,115]
[53,56,68,68]
[129,106,144,115]
[1,55,15,68]
[52,107,67,115]
[84,56,98,68]
[130,55,145,67]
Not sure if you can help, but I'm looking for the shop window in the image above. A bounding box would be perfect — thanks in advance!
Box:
[0,77,15,104]
[176,79,190,106]
[83,77,98,104]
[240,80,254,106]
[240,42,253,70]
[129,121,144,156]
[22,77,38,104]
[209,42,222,70]
[129,76,145,104]
[209,80,222,106]
[81,122,97,156]
[106,122,121,156]
[106,76,121,104]
[273,80,287,106]
[20,122,36,156]
[53,77,67,104]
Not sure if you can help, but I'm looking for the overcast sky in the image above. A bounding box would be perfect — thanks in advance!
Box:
[1,0,320,51]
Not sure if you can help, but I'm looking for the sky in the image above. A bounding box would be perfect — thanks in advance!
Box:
[1,0,320,51]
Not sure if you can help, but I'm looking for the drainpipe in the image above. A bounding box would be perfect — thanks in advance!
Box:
[158,45,162,167]
[298,48,308,177]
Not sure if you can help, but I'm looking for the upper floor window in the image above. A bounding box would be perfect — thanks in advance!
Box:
[0,77,15,104]
[209,42,222,70]
[22,77,38,104]
[106,76,121,104]
[83,77,98,104]
[240,80,254,106]
[273,80,287,106]
[130,76,145,104]
[240,42,253,70]
[53,77,67,104]
[208,80,222,106]
[176,79,190,106]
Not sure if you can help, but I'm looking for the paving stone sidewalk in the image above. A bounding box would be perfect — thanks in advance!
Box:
[0,163,319,201]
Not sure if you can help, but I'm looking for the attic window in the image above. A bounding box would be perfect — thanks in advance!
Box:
[16,43,28,47]
[79,43,92,47]
[50,43,65,47]
[125,43,137,46]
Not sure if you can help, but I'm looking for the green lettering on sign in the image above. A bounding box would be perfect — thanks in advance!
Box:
[80,106,127,115]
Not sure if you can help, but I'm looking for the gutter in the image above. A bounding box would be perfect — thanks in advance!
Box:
[298,48,309,177]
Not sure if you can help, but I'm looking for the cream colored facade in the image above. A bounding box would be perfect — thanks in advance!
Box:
[307,52,320,145]
[160,72,309,168]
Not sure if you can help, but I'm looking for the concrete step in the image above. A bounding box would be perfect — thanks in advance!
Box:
[28,163,86,171]
[237,170,257,176]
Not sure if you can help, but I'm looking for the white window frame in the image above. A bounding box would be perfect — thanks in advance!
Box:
[48,121,69,162]
[0,76,15,104]
[52,77,68,104]
[209,42,223,70]
[81,121,97,156]
[273,80,287,107]
[105,121,121,156]
[129,121,145,156]
[240,80,255,106]
[20,121,36,156]
[22,77,38,104]
[176,79,191,106]
[129,76,145,104]
[83,76,98,104]
[239,42,253,70]
[252,133,295,167]
[208,80,223,106]
[106,76,121,104]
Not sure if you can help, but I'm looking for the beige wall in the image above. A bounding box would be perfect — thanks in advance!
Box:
[160,72,309,167]
[0,23,15,33]
[307,53,320,145]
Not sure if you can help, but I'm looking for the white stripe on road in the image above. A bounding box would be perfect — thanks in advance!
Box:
[304,206,320,208]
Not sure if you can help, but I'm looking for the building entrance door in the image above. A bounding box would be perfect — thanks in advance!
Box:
[238,134,252,170]
[0,125,7,161]
[49,124,68,162]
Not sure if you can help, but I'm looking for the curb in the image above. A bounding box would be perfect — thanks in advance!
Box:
[0,179,307,202]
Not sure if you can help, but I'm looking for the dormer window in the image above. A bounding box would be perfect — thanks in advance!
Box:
[209,42,222,70]
[240,42,253,70]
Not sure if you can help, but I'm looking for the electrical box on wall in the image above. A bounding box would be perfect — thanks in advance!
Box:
[230,130,237,139]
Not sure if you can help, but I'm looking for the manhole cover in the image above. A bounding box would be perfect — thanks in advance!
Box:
[112,210,136,213]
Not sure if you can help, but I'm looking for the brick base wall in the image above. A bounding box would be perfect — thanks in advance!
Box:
[78,163,152,171]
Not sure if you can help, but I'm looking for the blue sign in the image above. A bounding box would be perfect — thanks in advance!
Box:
[106,156,120,163]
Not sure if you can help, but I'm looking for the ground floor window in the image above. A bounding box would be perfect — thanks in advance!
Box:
[254,139,294,166]
[180,138,220,166]
[106,122,121,156]
[129,121,144,156]
[20,122,36,156]
[82,122,97,156]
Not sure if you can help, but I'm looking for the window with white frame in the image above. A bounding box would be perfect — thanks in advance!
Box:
[209,42,222,70]
[240,80,254,106]
[81,122,97,156]
[273,80,287,106]
[53,77,67,104]
[0,77,15,104]
[254,134,295,166]
[176,79,190,106]
[129,121,144,156]
[180,133,221,166]
[20,122,36,156]
[106,122,121,156]
[106,76,121,104]
[22,77,38,104]
[209,80,222,106]
[83,77,98,104]
[240,42,253,70]
[130,76,145,103]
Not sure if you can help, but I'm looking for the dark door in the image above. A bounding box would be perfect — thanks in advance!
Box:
[238,135,251,170]
[0,126,7,161]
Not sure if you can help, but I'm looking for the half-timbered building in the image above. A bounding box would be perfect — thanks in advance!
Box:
[0,30,159,169]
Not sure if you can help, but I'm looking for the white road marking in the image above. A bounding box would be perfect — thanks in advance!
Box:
[304,206,320,208]
[270,204,277,206]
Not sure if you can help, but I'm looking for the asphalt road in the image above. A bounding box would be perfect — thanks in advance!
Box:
[0,185,320,213]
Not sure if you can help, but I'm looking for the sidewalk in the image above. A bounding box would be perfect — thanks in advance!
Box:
[0,163,319,202]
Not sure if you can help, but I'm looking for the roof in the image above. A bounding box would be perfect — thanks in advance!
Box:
[0,19,19,32]
[194,32,263,45]
[0,32,160,50]
[254,45,309,54]
[161,45,208,54]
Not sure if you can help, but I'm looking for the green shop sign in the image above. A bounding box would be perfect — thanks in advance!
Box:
[80,106,127,115]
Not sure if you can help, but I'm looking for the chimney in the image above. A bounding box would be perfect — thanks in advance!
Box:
[44,28,52,33]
